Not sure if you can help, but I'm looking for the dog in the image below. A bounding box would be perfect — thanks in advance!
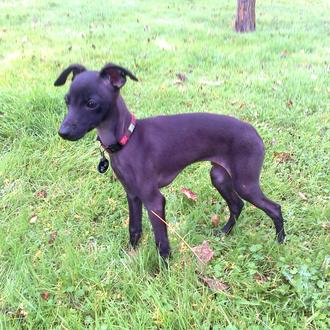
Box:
[55,63,286,259]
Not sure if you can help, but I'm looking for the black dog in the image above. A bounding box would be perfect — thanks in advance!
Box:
[55,63,286,259]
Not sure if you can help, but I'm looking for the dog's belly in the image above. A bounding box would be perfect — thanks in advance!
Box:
[157,156,229,188]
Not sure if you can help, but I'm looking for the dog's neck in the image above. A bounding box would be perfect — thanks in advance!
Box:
[96,95,132,146]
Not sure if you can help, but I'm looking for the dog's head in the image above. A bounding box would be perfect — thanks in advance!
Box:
[54,63,138,141]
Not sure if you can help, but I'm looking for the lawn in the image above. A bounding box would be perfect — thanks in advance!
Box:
[0,0,329,328]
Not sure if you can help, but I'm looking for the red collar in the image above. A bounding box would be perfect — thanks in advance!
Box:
[97,114,136,153]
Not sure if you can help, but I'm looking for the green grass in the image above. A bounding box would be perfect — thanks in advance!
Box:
[0,0,329,328]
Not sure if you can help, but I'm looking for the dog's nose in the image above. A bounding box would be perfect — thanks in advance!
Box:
[58,126,71,139]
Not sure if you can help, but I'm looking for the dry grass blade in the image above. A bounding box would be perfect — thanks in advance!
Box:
[151,210,206,265]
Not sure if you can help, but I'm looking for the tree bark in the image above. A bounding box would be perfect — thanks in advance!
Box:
[235,0,256,32]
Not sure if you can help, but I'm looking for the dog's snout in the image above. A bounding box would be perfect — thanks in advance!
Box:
[58,121,85,141]
[58,122,79,140]
[58,126,71,139]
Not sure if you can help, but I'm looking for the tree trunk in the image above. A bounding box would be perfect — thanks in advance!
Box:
[235,0,256,32]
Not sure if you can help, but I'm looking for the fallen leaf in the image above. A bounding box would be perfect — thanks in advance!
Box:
[201,277,229,292]
[15,304,28,319]
[40,292,50,301]
[173,79,183,85]
[298,192,308,201]
[224,263,235,273]
[287,99,293,108]
[321,222,330,230]
[254,273,269,284]
[127,247,138,257]
[210,197,218,205]
[274,152,294,163]
[35,189,47,198]
[280,50,288,58]
[48,231,58,245]
[176,72,187,82]
[199,78,223,86]
[34,250,42,259]
[238,102,246,110]
[29,214,38,224]
[173,72,187,86]
[211,214,220,227]
[179,241,187,253]
[180,188,197,201]
[192,240,214,264]
[155,38,173,50]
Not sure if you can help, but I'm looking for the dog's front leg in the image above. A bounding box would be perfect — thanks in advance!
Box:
[127,194,143,248]
[143,190,170,260]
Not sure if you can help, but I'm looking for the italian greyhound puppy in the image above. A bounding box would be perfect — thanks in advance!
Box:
[55,63,285,259]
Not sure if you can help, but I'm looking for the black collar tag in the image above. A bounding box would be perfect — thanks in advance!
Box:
[98,149,109,174]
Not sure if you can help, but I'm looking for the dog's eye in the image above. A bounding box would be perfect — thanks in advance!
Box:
[87,99,98,109]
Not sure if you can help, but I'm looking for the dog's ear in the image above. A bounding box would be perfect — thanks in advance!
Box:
[54,64,86,86]
[99,63,138,89]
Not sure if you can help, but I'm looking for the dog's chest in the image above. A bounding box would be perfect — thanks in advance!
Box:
[110,156,132,190]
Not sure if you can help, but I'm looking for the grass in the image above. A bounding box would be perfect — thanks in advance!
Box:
[0,0,329,328]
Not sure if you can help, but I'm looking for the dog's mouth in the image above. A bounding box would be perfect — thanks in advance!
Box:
[58,127,85,141]
[58,132,81,141]
[58,125,95,141]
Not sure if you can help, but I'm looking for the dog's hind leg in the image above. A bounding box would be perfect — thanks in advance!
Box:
[210,164,244,235]
[234,180,286,243]
[231,156,286,243]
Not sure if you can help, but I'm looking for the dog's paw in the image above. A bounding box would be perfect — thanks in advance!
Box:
[277,230,286,244]
[221,220,236,235]
[129,232,142,248]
